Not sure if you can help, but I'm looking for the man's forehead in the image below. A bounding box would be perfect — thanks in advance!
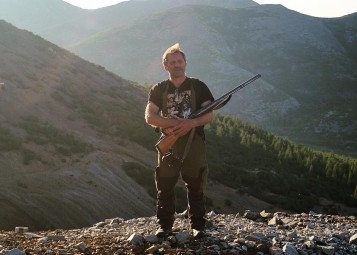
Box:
[167,52,184,60]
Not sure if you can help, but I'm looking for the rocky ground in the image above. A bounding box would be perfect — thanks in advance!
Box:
[0,210,356,255]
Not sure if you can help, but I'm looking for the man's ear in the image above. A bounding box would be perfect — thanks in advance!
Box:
[163,64,168,71]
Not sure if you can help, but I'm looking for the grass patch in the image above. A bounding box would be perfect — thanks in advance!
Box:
[122,162,156,198]
[21,148,40,165]
[19,116,92,155]
[0,126,22,151]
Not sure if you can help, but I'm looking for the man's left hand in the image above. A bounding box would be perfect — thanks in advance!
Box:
[172,116,195,136]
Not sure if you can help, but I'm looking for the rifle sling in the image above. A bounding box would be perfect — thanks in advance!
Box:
[181,128,195,162]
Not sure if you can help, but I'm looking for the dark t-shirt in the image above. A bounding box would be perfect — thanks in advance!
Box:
[148,77,214,136]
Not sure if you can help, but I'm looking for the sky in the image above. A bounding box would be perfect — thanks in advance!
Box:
[63,0,357,18]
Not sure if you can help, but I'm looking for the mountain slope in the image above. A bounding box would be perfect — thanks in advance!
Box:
[0,0,86,33]
[69,4,357,156]
[0,20,157,230]
[0,0,355,156]
[0,0,258,47]
[323,13,357,63]
[0,20,356,231]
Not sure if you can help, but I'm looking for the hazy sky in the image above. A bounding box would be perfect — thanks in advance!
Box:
[63,0,357,18]
[255,0,357,17]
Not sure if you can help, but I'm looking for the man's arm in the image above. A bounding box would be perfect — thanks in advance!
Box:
[145,101,179,129]
[171,100,213,137]
[145,100,213,137]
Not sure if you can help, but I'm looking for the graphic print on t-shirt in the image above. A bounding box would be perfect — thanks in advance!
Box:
[166,89,192,119]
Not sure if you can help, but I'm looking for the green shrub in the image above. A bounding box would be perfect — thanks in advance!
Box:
[122,162,156,198]
[0,126,22,151]
[22,148,38,165]
[19,116,92,154]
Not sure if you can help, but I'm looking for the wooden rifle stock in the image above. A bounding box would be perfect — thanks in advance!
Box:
[155,74,261,155]
[156,134,179,156]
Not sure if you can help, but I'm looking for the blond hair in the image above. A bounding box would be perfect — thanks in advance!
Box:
[162,43,186,65]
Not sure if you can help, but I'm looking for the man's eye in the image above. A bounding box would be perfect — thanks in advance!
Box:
[169,60,183,65]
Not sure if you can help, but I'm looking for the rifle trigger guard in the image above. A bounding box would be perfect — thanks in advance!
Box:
[162,150,183,169]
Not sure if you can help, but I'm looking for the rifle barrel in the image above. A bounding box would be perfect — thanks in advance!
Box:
[214,74,261,102]
[189,74,261,119]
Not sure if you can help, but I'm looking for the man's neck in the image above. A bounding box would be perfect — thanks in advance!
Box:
[169,76,186,88]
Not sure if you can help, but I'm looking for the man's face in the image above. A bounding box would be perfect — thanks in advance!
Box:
[164,52,186,79]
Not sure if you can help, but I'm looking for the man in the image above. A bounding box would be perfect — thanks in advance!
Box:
[145,43,214,238]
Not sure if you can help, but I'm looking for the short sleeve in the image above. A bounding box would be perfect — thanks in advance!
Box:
[147,82,164,110]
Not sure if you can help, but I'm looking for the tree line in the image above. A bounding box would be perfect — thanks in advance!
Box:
[205,114,357,213]
[2,108,355,214]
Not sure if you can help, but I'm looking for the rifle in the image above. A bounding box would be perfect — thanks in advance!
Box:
[155,74,261,156]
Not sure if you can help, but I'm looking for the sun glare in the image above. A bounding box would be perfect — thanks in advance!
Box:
[63,0,126,9]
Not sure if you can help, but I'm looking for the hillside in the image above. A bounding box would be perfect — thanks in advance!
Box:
[0,0,355,156]
[0,0,86,34]
[324,13,357,63]
[68,4,357,157]
[0,20,157,230]
[0,0,257,47]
